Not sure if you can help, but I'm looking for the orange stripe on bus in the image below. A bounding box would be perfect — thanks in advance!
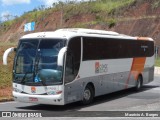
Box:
[125,58,146,89]
[125,37,147,88]
[137,37,149,41]
[131,58,146,80]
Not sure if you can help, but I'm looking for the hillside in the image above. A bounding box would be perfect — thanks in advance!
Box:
[0,0,160,45]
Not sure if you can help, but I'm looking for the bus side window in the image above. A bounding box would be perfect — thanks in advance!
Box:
[65,37,81,84]
[65,52,75,83]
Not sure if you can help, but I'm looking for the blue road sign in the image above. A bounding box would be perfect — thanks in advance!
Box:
[24,22,35,32]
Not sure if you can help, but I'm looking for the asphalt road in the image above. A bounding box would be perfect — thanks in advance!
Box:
[0,75,160,119]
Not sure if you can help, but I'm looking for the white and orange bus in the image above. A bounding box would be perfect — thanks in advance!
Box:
[3,28,154,105]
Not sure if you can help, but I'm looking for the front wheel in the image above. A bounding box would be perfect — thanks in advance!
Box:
[135,76,143,91]
[82,85,94,105]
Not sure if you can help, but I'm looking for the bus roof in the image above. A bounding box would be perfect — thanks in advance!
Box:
[21,28,153,41]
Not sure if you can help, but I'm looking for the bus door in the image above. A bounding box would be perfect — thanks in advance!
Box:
[64,37,82,103]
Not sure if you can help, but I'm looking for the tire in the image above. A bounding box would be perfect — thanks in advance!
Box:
[82,85,94,105]
[135,76,143,91]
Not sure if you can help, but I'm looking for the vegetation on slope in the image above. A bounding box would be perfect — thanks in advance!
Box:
[0,43,16,88]
[0,0,136,32]
[0,43,16,99]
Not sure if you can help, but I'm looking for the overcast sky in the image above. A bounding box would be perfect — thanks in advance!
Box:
[0,0,89,22]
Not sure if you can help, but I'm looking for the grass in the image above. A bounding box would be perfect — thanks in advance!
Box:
[152,1,160,9]
[90,0,135,13]
[0,43,16,100]
[0,43,16,89]
[0,65,13,88]
[62,0,135,21]
[0,42,17,46]
[21,9,52,22]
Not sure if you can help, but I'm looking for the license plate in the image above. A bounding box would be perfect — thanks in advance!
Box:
[29,97,38,102]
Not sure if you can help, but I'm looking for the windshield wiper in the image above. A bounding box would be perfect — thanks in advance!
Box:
[35,54,40,75]
[34,54,46,86]
[20,72,31,84]
[20,71,46,86]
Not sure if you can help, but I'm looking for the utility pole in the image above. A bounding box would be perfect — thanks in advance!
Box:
[58,1,64,28]
[61,4,63,28]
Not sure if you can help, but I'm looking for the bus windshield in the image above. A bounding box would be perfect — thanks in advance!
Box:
[14,39,66,86]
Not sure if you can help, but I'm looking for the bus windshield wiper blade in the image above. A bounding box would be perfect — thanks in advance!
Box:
[20,72,31,84]
[35,57,40,75]
[34,53,46,86]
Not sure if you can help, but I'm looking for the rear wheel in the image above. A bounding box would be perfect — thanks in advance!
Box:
[135,76,143,91]
[82,85,94,105]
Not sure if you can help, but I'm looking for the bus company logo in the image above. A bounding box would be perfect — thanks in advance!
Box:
[31,86,36,93]
[95,62,108,73]
[95,62,100,73]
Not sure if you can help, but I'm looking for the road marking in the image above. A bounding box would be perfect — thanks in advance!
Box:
[119,101,160,111]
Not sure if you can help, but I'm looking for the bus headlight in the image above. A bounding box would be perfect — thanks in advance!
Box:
[13,88,22,93]
[47,91,56,95]
[47,90,62,95]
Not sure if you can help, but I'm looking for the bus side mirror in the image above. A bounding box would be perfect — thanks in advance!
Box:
[57,47,67,66]
[3,47,16,65]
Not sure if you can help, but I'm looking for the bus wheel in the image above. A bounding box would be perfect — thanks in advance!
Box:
[135,76,143,91]
[82,85,94,105]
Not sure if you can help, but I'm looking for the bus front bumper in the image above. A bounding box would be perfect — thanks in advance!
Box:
[13,91,64,105]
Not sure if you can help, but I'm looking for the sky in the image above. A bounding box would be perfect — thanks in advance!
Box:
[0,0,89,22]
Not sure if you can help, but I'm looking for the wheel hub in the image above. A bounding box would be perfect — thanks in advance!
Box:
[84,89,91,100]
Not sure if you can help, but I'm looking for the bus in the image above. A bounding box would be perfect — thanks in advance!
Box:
[3,28,154,105]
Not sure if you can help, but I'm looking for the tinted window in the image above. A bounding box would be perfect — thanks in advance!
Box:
[83,37,154,61]
[65,37,81,83]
